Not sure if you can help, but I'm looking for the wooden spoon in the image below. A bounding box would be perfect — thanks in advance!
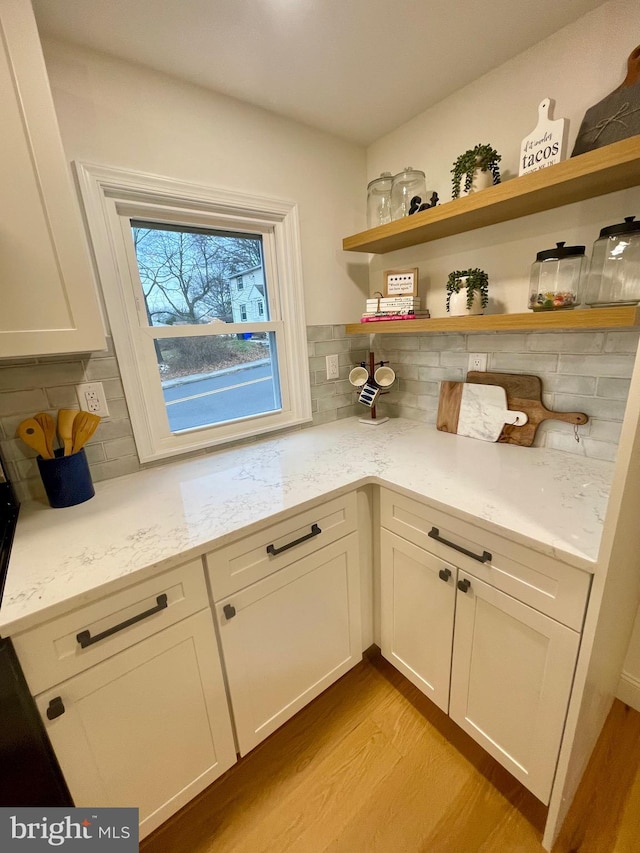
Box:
[71,412,101,454]
[16,418,54,459]
[33,412,56,459]
[57,409,79,456]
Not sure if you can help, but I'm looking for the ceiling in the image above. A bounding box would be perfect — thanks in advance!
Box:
[32,0,606,145]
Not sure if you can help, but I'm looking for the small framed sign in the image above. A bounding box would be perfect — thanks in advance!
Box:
[384,268,418,297]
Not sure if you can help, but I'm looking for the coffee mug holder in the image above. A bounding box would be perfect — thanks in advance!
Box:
[348,352,395,425]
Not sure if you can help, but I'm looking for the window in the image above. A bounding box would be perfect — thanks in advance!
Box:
[75,163,311,462]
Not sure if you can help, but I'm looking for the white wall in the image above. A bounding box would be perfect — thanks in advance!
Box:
[364,0,640,319]
[363,0,640,702]
[41,38,369,327]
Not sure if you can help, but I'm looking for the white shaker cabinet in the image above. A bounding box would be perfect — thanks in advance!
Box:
[207,494,363,756]
[380,529,456,713]
[13,560,236,839]
[0,0,105,358]
[379,488,589,804]
[450,572,580,803]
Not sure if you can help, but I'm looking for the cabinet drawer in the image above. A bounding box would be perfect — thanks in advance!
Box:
[380,489,591,631]
[206,492,358,600]
[13,559,209,695]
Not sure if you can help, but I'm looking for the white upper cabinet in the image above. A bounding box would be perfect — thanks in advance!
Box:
[0,0,105,358]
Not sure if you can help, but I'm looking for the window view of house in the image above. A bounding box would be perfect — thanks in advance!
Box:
[131,221,281,433]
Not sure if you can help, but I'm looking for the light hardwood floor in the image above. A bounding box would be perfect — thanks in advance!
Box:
[141,650,640,853]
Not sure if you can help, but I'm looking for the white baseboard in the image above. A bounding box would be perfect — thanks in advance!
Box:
[616,670,640,713]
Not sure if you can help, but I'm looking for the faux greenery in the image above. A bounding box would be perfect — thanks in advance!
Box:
[446,268,489,312]
[451,144,502,199]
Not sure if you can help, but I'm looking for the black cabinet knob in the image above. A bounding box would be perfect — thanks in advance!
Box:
[457,578,471,593]
[438,568,451,582]
[46,696,65,720]
[223,603,236,620]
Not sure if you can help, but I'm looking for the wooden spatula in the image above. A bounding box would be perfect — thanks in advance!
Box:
[57,409,79,456]
[16,418,54,459]
[33,412,56,459]
[71,411,101,454]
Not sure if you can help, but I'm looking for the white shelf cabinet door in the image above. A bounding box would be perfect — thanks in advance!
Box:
[0,0,105,358]
[216,533,362,755]
[449,572,580,803]
[380,529,456,712]
[36,609,236,840]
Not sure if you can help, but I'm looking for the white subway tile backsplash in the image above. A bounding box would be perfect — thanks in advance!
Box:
[104,436,137,461]
[490,352,559,372]
[541,375,597,395]
[419,334,466,351]
[551,394,628,421]
[596,377,632,400]
[604,330,640,353]
[587,419,623,443]
[0,389,48,417]
[310,383,338,401]
[377,334,420,350]
[528,332,605,353]
[0,362,85,392]
[468,334,528,352]
[418,366,465,382]
[558,353,635,377]
[0,326,636,499]
[83,357,120,381]
[306,326,335,342]
[314,339,352,357]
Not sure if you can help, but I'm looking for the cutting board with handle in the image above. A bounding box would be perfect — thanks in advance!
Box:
[437,382,529,442]
[466,371,588,446]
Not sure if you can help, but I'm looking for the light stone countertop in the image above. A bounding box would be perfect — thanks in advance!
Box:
[0,417,614,636]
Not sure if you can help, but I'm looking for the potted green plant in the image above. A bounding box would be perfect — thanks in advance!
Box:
[451,144,502,199]
[446,268,489,316]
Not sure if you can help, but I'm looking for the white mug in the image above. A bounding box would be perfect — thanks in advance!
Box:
[358,381,381,407]
[374,365,395,388]
[348,365,369,388]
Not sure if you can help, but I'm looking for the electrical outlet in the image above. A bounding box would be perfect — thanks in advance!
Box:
[468,353,488,372]
[76,382,110,417]
[325,354,340,381]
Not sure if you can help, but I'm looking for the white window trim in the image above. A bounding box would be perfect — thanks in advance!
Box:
[74,162,312,462]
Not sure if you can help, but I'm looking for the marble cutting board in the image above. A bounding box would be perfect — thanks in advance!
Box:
[437,382,529,442]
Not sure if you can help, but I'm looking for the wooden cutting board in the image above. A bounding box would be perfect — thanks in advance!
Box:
[437,382,528,442]
[466,371,589,446]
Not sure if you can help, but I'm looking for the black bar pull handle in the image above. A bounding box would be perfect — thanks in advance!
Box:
[266,523,322,556]
[77,593,168,649]
[428,527,492,564]
[47,696,65,720]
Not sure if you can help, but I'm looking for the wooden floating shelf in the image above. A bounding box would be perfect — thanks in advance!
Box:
[345,306,640,335]
[343,137,640,254]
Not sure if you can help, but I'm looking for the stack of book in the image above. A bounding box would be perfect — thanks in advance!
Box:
[360,296,430,323]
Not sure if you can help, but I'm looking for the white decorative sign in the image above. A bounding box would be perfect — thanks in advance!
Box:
[519,98,567,176]
[384,268,418,297]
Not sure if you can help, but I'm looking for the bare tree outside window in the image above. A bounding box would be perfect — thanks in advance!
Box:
[130,221,279,432]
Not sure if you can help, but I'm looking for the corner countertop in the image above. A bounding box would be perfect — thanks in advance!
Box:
[0,417,614,636]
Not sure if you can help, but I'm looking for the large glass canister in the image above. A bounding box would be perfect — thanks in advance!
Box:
[366,172,393,229]
[585,216,640,306]
[390,167,427,220]
[528,242,587,311]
